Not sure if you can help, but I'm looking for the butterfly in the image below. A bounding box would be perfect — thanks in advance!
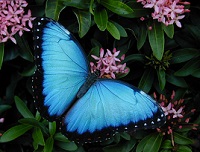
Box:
[32,17,166,144]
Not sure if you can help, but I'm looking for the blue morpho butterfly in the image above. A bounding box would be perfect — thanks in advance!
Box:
[32,17,166,144]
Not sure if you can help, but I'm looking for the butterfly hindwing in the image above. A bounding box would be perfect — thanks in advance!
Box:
[32,17,89,121]
[62,79,165,143]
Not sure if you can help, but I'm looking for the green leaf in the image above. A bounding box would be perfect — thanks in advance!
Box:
[166,71,188,88]
[162,24,174,39]
[14,96,34,118]
[73,10,91,38]
[161,140,173,149]
[156,69,166,90]
[138,68,154,93]
[18,118,48,134]
[143,133,163,152]
[0,43,4,69]
[170,48,200,64]
[177,145,192,152]
[106,21,120,40]
[56,141,78,151]
[148,21,164,60]
[44,137,54,152]
[191,68,200,78]
[100,0,133,16]
[0,105,11,115]
[137,22,147,50]
[136,133,153,152]
[89,0,95,14]
[20,64,36,77]
[174,132,193,145]
[111,21,127,37]
[0,125,32,142]
[63,0,90,9]
[123,54,146,64]
[54,132,69,142]
[32,128,45,146]
[103,138,136,152]
[94,7,108,31]
[45,0,66,21]
[15,34,33,62]
[125,1,151,18]
[49,121,56,136]
[174,57,200,76]
[120,132,131,141]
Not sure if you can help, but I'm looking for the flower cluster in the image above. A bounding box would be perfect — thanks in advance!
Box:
[137,0,190,27]
[0,0,35,44]
[90,48,128,79]
[155,91,197,145]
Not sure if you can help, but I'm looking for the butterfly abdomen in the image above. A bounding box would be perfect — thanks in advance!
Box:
[77,72,98,98]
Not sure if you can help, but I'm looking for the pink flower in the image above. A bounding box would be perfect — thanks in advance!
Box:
[0,118,4,123]
[0,0,35,44]
[161,103,173,116]
[171,107,183,118]
[137,0,190,27]
[90,48,128,79]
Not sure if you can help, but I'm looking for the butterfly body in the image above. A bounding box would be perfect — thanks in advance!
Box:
[32,17,166,144]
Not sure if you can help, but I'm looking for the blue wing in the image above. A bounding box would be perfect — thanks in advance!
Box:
[62,79,165,143]
[32,17,89,120]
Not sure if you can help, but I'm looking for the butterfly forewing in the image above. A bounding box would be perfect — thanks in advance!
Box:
[32,17,89,121]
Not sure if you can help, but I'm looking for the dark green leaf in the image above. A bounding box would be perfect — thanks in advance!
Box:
[0,43,4,69]
[73,10,91,38]
[137,22,147,50]
[3,46,19,61]
[143,133,163,152]
[174,57,200,76]
[63,0,90,9]
[89,0,95,14]
[32,128,45,146]
[49,121,56,136]
[125,1,151,18]
[94,7,108,31]
[136,133,154,152]
[0,105,11,115]
[44,137,54,152]
[185,24,200,42]
[170,48,200,64]
[191,68,200,78]
[15,34,33,62]
[54,132,69,142]
[100,0,133,16]
[0,125,32,142]
[156,68,166,90]
[18,118,47,133]
[161,140,173,149]
[148,21,164,60]
[166,71,188,88]
[56,141,78,151]
[106,21,120,40]
[111,21,127,37]
[177,145,192,152]
[103,138,136,152]
[162,24,174,39]
[120,132,131,141]
[174,132,193,145]
[14,96,34,118]
[123,54,146,64]
[20,64,36,77]
[138,68,154,93]
[45,0,66,20]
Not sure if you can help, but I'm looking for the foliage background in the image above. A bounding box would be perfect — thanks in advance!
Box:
[0,0,200,151]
